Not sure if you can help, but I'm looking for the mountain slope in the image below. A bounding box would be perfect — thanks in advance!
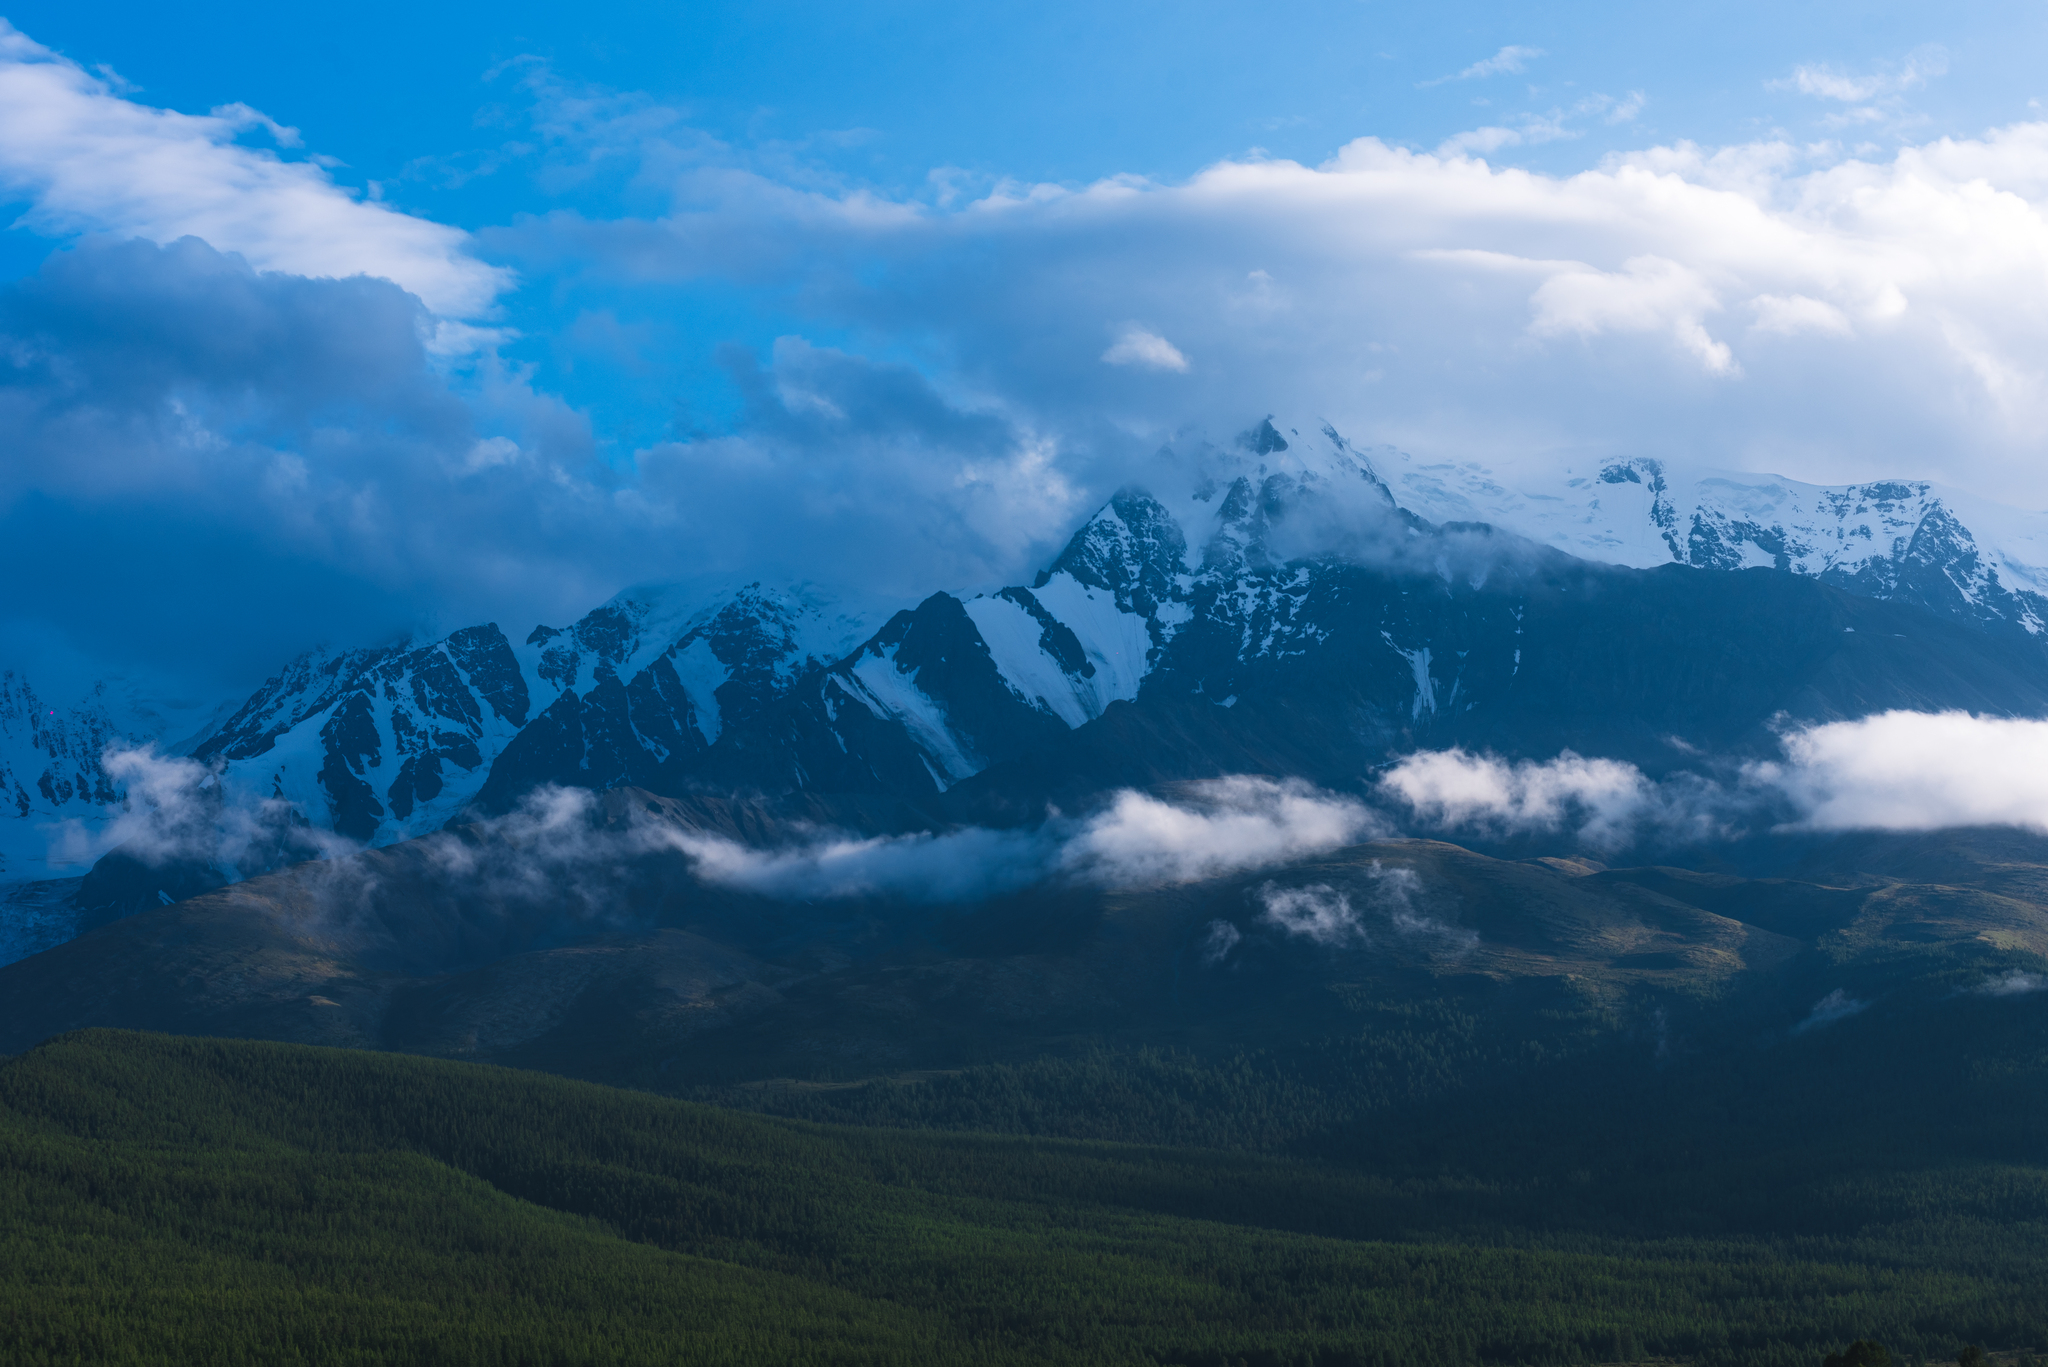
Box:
[14,1028,2048,1366]
[1381,450,2048,643]
[187,582,881,844]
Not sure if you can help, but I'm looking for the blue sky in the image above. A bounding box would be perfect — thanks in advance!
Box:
[4,1,2048,700]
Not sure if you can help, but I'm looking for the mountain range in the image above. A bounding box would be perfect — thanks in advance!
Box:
[8,416,2048,898]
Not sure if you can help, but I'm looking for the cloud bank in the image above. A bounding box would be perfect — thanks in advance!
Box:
[516,114,2048,509]
[1380,749,1657,849]
[1753,711,2048,833]
[1383,712,2048,850]
[666,776,1385,903]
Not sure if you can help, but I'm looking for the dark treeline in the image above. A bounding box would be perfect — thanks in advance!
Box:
[3,1029,2046,1366]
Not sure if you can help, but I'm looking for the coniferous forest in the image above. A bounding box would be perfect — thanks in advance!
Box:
[4,997,2047,1366]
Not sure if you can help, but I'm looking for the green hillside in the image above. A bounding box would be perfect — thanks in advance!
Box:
[2,1030,2046,1366]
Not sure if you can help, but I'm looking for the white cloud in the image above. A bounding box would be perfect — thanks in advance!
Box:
[1424,45,1546,86]
[1387,712,2048,851]
[1258,882,1364,944]
[1979,970,2047,997]
[0,21,508,316]
[1436,126,1527,157]
[1380,748,1656,849]
[1058,777,1383,886]
[1102,324,1190,371]
[1792,988,1867,1033]
[1749,710,2048,833]
[1252,862,1474,952]
[1529,255,1738,375]
[1200,918,1243,963]
[663,775,1383,903]
[43,743,354,878]
[1777,46,1949,103]
[528,114,2048,505]
[1749,292,1854,337]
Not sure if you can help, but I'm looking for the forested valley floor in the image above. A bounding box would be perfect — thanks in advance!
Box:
[4,1021,2047,1367]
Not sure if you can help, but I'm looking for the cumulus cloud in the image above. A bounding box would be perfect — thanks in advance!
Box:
[1751,711,2048,833]
[1380,748,1661,850]
[0,243,1089,694]
[1529,256,1738,375]
[0,22,507,316]
[1386,712,2048,851]
[0,239,555,686]
[1060,777,1384,886]
[21,26,2048,716]
[1101,325,1190,371]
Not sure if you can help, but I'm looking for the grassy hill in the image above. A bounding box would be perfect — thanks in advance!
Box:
[3,1029,2047,1366]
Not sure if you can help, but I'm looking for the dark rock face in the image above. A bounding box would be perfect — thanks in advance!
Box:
[1042,488,1188,618]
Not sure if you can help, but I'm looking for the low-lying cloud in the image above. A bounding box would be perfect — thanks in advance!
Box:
[38,765,1376,917]
[1257,883,1364,945]
[1752,711,2048,833]
[1792,988,1868,1034]
[1977,970,2047,998]
[1216,860,1473,961]
[1383,711,2048,850]
[1380,749,1658,849]
[667,776,1386,903]
[46,744,353,877]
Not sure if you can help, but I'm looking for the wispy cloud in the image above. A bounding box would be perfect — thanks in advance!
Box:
[1225,861,1475,959]
[1792,988,1867,1034]
[1422,45,1545,87]
[1978,970,2047,997]
[1774,45,1949,103]
[44,744,355,878]
[668,776,1385,903]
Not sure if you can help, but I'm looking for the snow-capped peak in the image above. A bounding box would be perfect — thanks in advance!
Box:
[1378,453,2048,638]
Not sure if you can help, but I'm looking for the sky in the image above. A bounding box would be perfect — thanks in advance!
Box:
[4,0,2048,706]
